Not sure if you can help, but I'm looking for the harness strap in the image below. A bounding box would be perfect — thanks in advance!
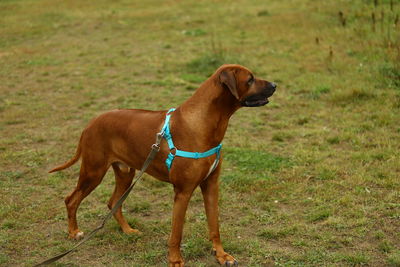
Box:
[175,144,222,159]
[162,108,222,171]
[161,108,176,149]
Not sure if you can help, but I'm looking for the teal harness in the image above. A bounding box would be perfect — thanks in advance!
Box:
[161,108,222,171]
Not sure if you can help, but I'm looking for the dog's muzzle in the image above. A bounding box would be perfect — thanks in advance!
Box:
[241,82,277,107]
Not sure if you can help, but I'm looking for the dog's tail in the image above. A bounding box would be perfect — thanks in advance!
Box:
[49,141,82,173]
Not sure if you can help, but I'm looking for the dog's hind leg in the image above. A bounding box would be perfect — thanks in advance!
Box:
[108,162,140,234]
[64,158,109,240]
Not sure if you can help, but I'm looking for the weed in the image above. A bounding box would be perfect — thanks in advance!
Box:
[180,73,205,84]
[331,88,375,104]
[374,230,385,240]
[307,207,331,222]
[309,85,331,99]
[181,237,209,258]
[182,29,207,37]
[0,171,24,180]
[296,116,309,125]
[271,132,293,142]
[342,252,370,265]
[0,254,8,265]
[387,250,400,266]
[130,201,151,213]
[184,36,242,78]
[316,168,337,180]
[379,240,394,253]
[25,57,62,66]
[380,62,400,90]
[326,136,340,144]
[224,147,289,173]
[1,220,16,230]
[257,10,270,17]
[258,226,297,240]
[185,53,227,77]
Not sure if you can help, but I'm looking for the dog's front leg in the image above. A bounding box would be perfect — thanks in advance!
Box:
[200,168,238,266]
[168,186,195,267]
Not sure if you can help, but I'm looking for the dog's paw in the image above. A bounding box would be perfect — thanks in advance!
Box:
[68,231,84,240]
[212,249,238,266]
[223,259,239,266]
[122,227,141,235]
[168,253,184,267]
[168,260,184,267]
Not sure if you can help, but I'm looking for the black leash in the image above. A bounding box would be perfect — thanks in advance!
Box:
[34,133,164,266]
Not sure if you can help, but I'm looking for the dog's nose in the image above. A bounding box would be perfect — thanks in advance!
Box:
[270,82,277,90]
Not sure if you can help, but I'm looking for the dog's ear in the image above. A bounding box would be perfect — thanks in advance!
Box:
[219,70,239,100]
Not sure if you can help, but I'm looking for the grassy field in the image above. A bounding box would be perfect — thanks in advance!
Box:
[1,0,399,266]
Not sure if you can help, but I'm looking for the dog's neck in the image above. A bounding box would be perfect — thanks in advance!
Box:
[176,75,240,147]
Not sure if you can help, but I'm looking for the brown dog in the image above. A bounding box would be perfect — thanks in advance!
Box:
[49,64,276,266]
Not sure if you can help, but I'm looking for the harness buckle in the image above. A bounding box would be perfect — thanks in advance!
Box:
[156,132,164,144]
[152,143,161,152]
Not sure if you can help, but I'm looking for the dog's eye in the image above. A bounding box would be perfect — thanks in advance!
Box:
[247,76,254,85]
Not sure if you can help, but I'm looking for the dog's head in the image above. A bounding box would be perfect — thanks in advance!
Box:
[218,64,276,107]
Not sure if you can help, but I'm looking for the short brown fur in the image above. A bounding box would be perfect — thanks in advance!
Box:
[50,64,276,266]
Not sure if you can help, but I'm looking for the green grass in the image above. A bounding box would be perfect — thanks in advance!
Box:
[1,0,399,266]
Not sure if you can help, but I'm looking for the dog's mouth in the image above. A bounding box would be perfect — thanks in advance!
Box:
[241,84,276,107]
[241,98,269,107]
[241,93,271,107]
